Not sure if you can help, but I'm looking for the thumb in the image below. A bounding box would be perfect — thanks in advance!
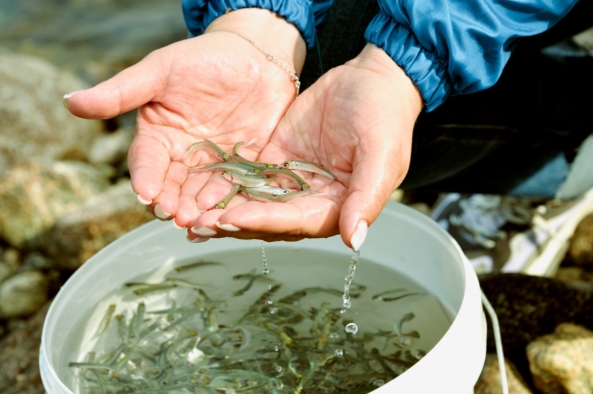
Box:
[63,51,167,119]
[339,131,411,251]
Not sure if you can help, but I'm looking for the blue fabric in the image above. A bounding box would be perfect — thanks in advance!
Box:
[182,0,334,49]
[183,0,580,109]
[365,0,579,111]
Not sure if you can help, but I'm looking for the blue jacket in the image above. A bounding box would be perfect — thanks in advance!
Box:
[182,0,579,111]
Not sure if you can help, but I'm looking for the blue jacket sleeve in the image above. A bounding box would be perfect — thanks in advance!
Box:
[182,0,333,49]
[365,0,580,111]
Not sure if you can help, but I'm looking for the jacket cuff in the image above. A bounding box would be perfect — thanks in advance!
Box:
[182,0,317,49]
[365,12,451,112]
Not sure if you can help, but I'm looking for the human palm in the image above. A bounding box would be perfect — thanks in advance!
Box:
[190,45,423,248]
[66,31,299,225]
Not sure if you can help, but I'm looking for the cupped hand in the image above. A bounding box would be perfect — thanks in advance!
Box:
[188,44,423,249]
[64,9,305,227]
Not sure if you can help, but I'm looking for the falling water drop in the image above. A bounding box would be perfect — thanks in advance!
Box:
[345,323,358,335]
[334,349,344,357]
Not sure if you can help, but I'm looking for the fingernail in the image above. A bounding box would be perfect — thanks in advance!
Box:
[350,220,368,252]
[191,226,217,237]
[216,221,241,232]
[137,194,152,205]
[186,235,209,243]
[173,221,185,230]
[154,204,172,220]
[62,90,81,109]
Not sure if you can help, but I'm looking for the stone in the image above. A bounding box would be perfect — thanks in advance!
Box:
[88,126,135,166]
[475,354,533,394]
[568,213,593,266]
[527,323,593,394]
[0,160,110,248]
[479,273,593,382]
[0,301,49,394]
[0,1,188,85]
[0,51,104,175]
[0,271,48,319]
[41,179,155,270]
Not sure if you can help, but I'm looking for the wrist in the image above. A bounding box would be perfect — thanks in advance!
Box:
[349,44,424,116]
[206,8,306,75]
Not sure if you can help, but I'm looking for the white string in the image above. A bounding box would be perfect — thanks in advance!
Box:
[481,289,509,394]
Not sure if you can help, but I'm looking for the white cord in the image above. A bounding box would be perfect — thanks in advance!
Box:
[481,289,509,394]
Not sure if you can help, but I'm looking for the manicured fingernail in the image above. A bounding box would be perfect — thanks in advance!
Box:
[154,204,171,220]
[216,222,241,232]
[62,90,81,109]
[191,226,217,237]
[350,220,368,252]
[137,194,152,205]
[186,235,209,243]
[173,221,185,230]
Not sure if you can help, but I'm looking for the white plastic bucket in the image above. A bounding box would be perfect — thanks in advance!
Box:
[40,202,486,393]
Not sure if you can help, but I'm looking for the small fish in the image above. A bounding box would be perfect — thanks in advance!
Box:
[185,140,231,162]
[221,170,275,187]
[241,187,311,203]
[259,167,310,190]
[232,141,278,169]
[125,282,177,295]
[95,304,116,337]
[174,260,222,272]
[282,160,335,180]
[244,185,290,196]
[215,184,243,209]
[193,162,261,174]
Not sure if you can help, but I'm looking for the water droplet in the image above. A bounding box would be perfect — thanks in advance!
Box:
[328,332,340,341]
[275,366,282,372]
[263,268,270,275]
[334,349,344,357]
[372,379,385,387]
[342,300,351,309]
[267,300,274,305]
[340,308,347,314]
[345,323,358,334]
[274,346,279,352]
[269,307,277,314]
[267,285,272,290]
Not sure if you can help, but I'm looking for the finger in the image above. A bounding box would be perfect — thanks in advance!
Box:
[339,130,411,251]
[150,160,190,220]
[64,51,167,119]
[191,197,341,240]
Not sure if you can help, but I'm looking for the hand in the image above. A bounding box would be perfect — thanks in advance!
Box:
[188,44,423,249]
[63,9,306,226]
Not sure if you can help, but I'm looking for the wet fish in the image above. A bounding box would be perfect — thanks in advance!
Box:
[282,160,335,180]
[186,140,231,162]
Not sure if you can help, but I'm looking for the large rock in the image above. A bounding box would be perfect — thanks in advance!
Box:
[527,323,593,394]
[568,213,593,266]
[0,271,48,319]
[475,354,533,394]
[0,161,110,247]
[41,179,155,270]
[0,51,104,174]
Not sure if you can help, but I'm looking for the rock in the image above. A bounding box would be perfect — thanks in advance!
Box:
[0,271,48,319]
[568,213,593,266]
[0,160,110,247]
[475,354,533,394]
[0,1,187,85]
[479,274,593,381]
[0,301,49,394]
[0,51,104,174]
[41,179,155,270]
[527,323,593,394]
[88,126,135,166]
